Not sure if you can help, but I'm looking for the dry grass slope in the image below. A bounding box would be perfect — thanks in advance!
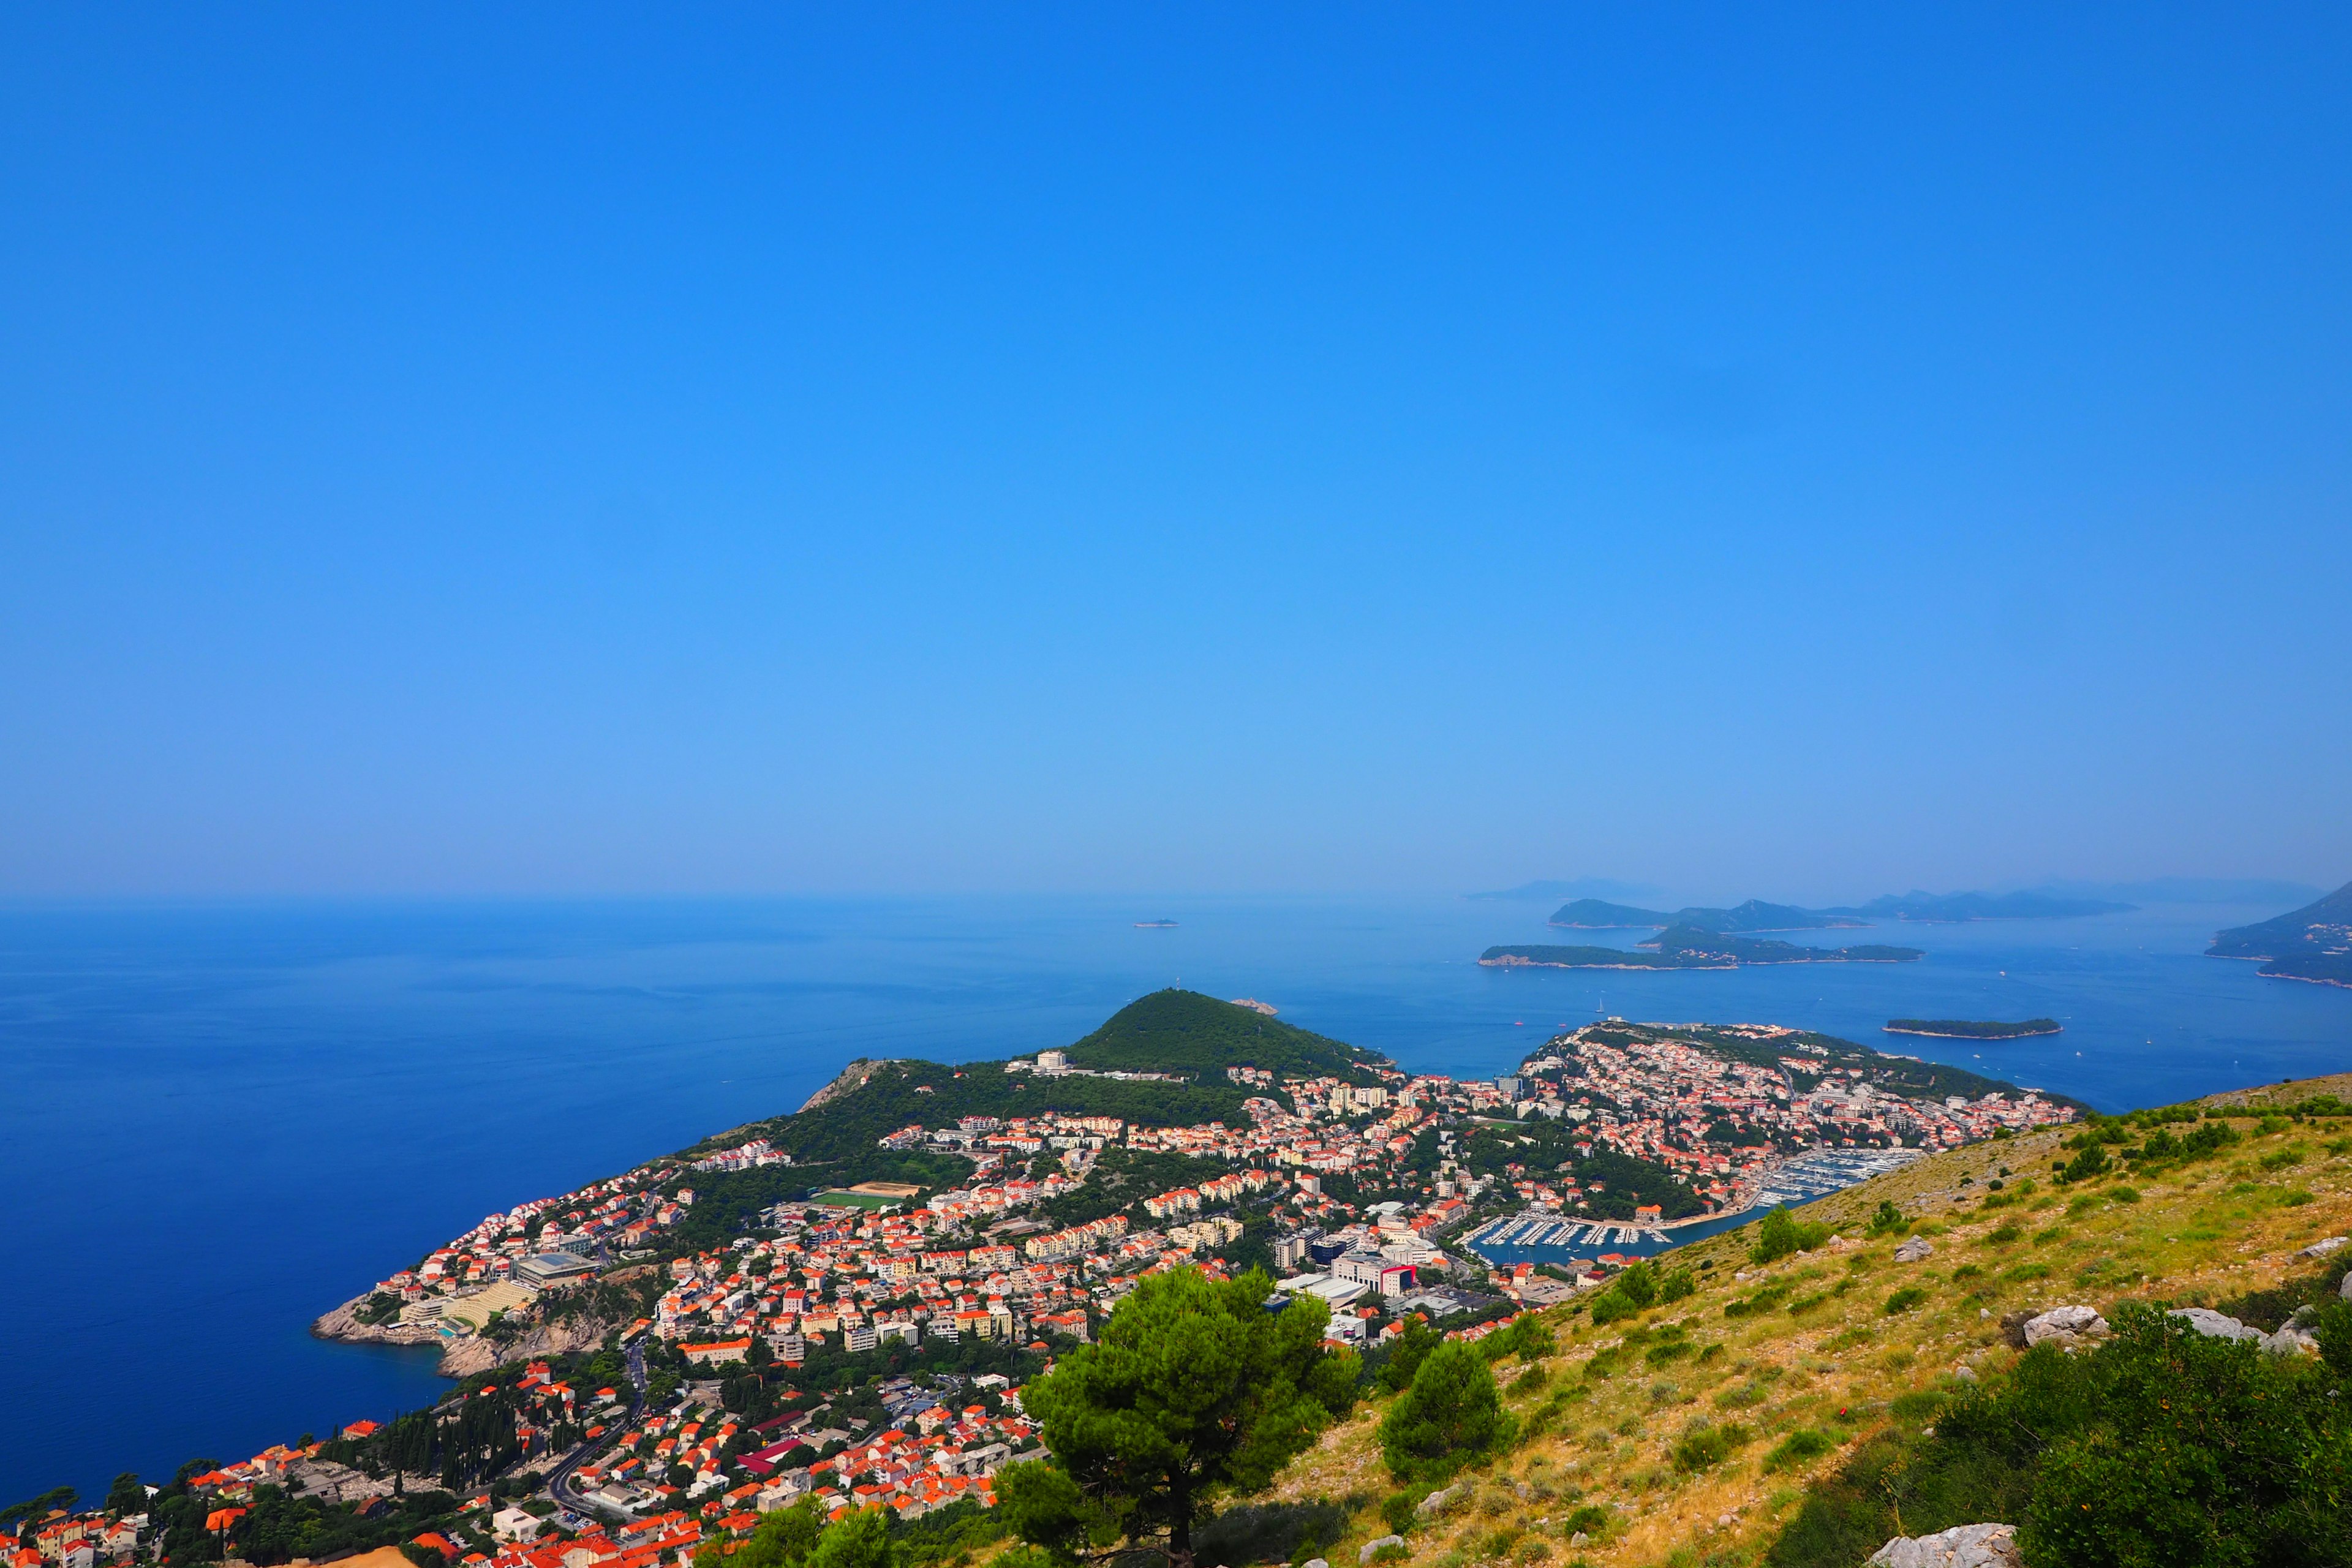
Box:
[1254,1074,2352,1568]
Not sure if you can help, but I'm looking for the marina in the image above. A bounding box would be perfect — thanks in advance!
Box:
[1461,1145,1925,1265]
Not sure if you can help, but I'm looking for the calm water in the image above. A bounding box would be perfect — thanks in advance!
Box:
[2,894,2346,1499]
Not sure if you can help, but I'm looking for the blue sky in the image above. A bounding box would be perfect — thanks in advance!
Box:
[2,5,2347,899]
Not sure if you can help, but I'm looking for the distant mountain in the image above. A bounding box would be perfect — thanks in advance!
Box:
[1469,876,1665,902]
[1844,890,2134,923]
[2207,880,2352,989]
[1064,988,1387,1079]
[1548,896,1865,932]
[1547,897,1674,927]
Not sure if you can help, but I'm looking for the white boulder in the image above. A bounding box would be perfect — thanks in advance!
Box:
[2022,1305,2109,1349]
[2168,1307,2263,1343]
[1894,1237,1934,1263]
[1415,1486,1462,1518]
[1867,1522,2022,1568]
[1359,1539,1404,1564]
[2297,1236,2346,1259]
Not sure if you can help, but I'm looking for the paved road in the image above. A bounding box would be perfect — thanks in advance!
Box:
[546,1338,652,1519]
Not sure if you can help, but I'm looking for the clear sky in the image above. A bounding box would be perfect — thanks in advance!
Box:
[2,6,2347,900]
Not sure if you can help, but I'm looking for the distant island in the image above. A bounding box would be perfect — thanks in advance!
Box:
[1483,926,1923,970]
[1884,1017,2064,1039]
[2207,878,2352,989]
[1547,889,2131,931]
[1133,918,1179,928]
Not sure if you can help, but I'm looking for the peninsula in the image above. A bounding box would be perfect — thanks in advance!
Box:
[1884,1017,2064,1039]
[2207,876,2352,988]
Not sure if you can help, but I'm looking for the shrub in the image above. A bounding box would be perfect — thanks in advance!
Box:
[1560,1505,1610,1540]
[1194,1501,1348,1567]
[1670,1421,1752,1473]
[1864,1200,1910,1239]
[1657,1267,1697,1304]
[1762,1428,1836,1471]
[1381,1492,1419,1537]
[1381,1341,1513,1482]
[1749,1207,1831,1264]
[1883,1287,1928,1315]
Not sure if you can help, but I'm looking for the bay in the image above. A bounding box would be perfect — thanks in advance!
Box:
[2,892,2344,1501]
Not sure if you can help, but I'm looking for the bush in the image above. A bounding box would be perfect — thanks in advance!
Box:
[1766,1298,2352,1568]
[1194,1501,1347,1566]
[1864,1200,1910,1238]
[1381,1492,1419,1537]
[1883,1287,1928,1315]
[1670,1421,1752,1473]
[1762,1428,1837,1472]
[1381,1342,1513,1482]
[1748,1207,1831,1264]
[1658,1268,1696,1304]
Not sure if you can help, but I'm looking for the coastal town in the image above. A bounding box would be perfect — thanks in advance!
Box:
[23,996,2082,1568]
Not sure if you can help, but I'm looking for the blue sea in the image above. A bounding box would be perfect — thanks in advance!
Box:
[3,894,2346,1501]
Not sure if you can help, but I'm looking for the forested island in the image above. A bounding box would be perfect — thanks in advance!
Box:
[2207,877,2352,988]
[1547,889,2131,929]
[1483,926,1923,970]
[1883,1017,2064,1039]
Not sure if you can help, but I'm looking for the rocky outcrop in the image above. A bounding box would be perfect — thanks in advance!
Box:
[312,1294,442,1349]
[1415,1485,1466,1518]
[1894,1236,1934,1263]
[1867,1523,2021,1568]
[2165,1306,2318,1356]
[2022,1305,2108,1350]
[2298,1236,2346,1259]
[1357,1538,1404,1564]
[799,1058,900,1114]
[438,1308,625,1377]
[2168,1307,2265,1343]
[315,1291,624,1378]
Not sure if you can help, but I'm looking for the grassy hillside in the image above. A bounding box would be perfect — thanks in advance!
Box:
[1063,988,1388,1080]
[1251,1074,2352,1568]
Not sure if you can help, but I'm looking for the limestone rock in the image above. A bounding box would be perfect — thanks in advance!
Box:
[2298,1236,2347,1259]
[1894,1237,1934,1263]
[1359,1539,1404,1564]
[2342,1270,2352,1301]
[2168,1307,2263,1343]
[2262,1305,2323,1357]
[2022,1305,2109,1349]
[1415,1486,1463,1518]
[1866,1522,2022,1568]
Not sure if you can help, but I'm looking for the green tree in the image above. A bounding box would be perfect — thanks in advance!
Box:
[699,1498,827,1568]
[1378,1318,1443,1393]
[808,1508,893,1568]
[1379,1341,1512,1482]
[105,1473,147,1517]
[999,1265,1357,1568]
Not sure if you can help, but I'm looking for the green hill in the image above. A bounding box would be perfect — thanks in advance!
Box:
[1548,898,1675,928]
[1064,989,1387,1080]
[2207,877,2352,988]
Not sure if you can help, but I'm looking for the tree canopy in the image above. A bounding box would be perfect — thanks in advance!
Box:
[1378,1341,1511,1482]
[998,1265,1358,1567]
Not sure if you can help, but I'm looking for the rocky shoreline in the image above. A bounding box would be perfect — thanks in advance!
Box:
[311,1292,624,1378]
